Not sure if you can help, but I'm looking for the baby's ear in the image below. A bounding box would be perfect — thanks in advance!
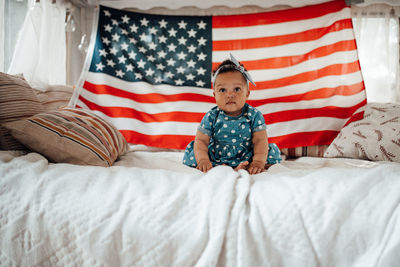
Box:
[246,88,250,98]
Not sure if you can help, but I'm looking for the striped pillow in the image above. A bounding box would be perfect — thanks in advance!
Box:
[3,108,129,167]
[0,72,44,150]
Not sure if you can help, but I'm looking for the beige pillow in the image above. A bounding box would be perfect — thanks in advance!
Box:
[324,103,400,162]
[33,85,74,111]
[4,108,129,167]
[0,72,44,150]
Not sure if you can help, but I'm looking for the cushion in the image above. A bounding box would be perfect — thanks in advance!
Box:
[33,85,74,111]
[324,103,400,162]
[0,72,44,150]
[3,108,129,167]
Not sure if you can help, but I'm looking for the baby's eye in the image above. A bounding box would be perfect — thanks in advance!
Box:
[234,87,241,92]
[219,88,226,93]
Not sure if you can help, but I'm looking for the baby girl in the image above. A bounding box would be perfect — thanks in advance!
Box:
[183,54,281,174]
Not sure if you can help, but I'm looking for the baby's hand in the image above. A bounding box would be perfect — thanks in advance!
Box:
[248,160,265,174]
[197,159,213,173]
[234,161,249,171]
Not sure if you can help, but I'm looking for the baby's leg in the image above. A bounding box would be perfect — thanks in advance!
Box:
[267,143,282,164]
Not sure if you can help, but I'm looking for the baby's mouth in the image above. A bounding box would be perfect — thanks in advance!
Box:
[226,101,236,105]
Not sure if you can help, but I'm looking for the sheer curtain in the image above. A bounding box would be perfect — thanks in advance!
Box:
[352,5,400,103]
[7,0,67,90]
[0,0,4,72]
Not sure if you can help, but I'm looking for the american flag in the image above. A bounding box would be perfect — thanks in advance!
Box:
[70,0,366,150]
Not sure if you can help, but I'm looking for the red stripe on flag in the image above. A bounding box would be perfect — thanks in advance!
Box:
[247,82,365,106]
[268,130,340,148]
[212,0,347,28]
[120,130,193,150]
[79,95,206,123]
[252,61,362,90]
[212,19,353,51]
[212,40,358,71]
[83,81,215,104]
[344,110,365,126]
[264,99,367,124]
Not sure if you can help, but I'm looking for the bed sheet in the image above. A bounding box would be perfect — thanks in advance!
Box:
[0,148,399,267]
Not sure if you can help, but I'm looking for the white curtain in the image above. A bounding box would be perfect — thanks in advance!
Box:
[352,5,400,103]
[7,0,67,91]
[0,0,4,72]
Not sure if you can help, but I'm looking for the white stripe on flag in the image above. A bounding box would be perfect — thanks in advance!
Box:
[78,88,365,125]
[89,110,199,135]
[79,89,215,113]
[212,29,356,62]
[82,70,363,103]
[86,108,350,138]
[249,51,358,82]
[249,72,363,100]
[85,72,214,96]
[257,91,366,114]
[268,116,350,138]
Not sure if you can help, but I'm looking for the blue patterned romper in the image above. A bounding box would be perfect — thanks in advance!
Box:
[183,103,281,168]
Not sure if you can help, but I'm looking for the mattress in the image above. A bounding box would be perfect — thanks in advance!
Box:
[0,147,399,266]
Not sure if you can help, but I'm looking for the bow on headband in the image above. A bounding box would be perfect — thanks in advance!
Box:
[212,53,256,87]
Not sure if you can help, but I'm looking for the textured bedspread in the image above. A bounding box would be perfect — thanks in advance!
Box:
[0,149,399,267]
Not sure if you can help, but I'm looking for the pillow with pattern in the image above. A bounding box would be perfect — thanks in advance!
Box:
[324,103,400,162]
[0,72,44,150]
[3,108,129,167]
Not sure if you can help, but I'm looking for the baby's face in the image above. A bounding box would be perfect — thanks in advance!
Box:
[213,71,249,116]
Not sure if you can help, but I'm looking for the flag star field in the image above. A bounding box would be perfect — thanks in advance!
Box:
[90,8,213,88]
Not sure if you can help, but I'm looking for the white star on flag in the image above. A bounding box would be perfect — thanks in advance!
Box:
[96,62,105,70]
[159,19,168,28]
[126,64,134,71]
[121,15,130,23]
[178,20,187,29]
[140,17,149,26]
[116,69,124,77]
[104,24,112,32]
[137,59,146,68]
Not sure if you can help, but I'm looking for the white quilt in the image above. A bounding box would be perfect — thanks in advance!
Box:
[0,148,400,267]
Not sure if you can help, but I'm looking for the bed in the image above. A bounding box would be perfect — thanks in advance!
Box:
[1,145,400,266]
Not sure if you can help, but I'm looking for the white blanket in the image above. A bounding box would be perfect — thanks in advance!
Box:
[0,149,400,267]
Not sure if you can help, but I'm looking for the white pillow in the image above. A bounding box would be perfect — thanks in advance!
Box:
[324,103,400,162]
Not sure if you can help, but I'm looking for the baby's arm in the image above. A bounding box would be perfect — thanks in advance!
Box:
[194,130,213,172]
[248,130,268,174]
